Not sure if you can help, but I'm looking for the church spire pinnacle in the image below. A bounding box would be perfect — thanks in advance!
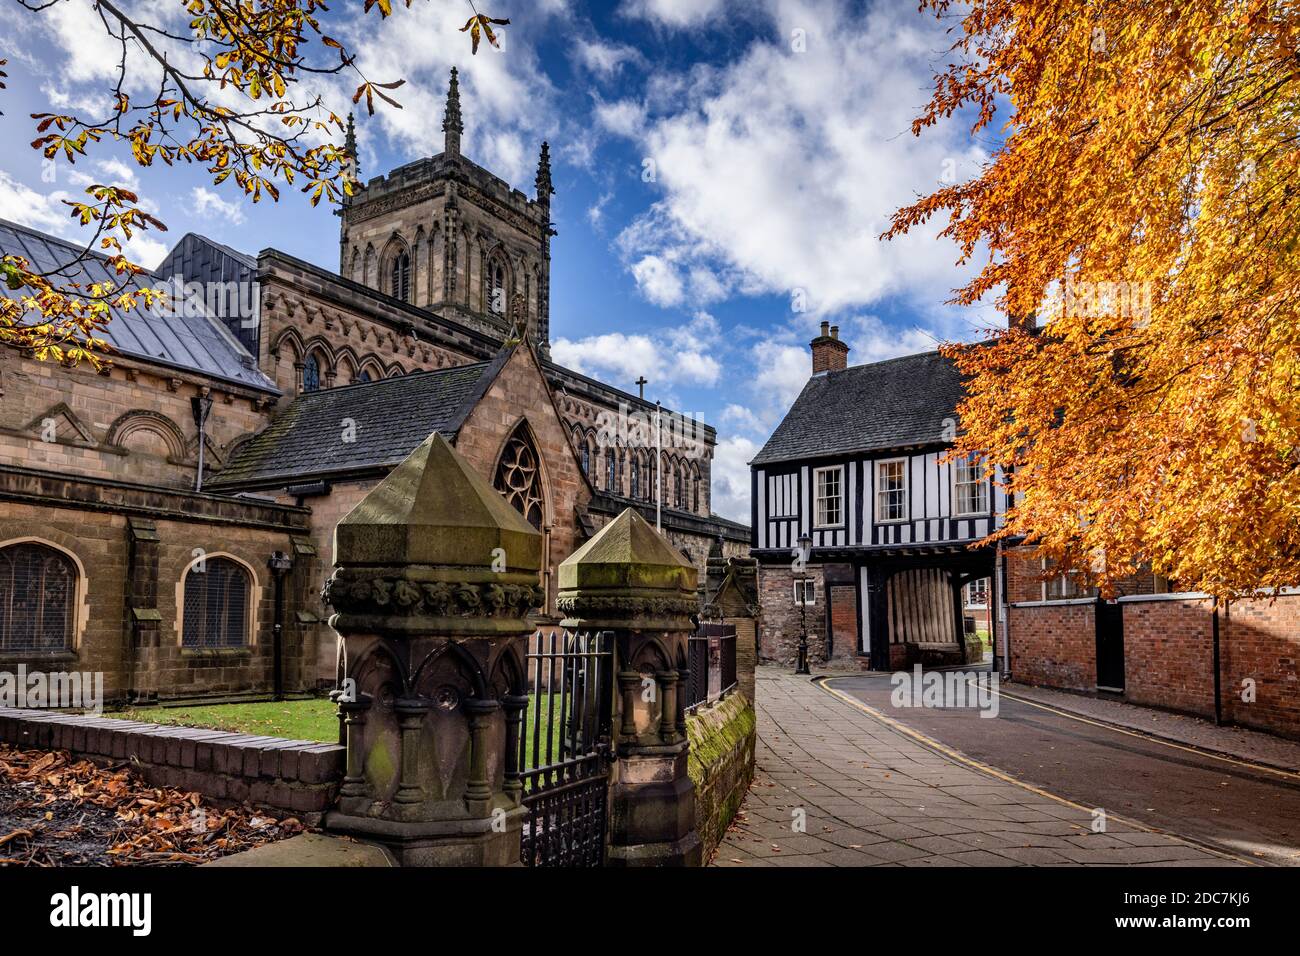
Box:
[535,141,553,206]
[343,111,360,185]
[443,67,464,157]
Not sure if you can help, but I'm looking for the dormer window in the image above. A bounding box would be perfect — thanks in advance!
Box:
[390,251,410,302]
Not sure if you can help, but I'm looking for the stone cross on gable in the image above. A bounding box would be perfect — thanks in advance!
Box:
[636,376,647,399]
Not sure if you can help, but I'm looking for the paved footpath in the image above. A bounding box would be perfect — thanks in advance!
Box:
[714,669,1241,867]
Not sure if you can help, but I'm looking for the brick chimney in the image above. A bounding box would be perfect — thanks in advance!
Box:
[811,321,850,374]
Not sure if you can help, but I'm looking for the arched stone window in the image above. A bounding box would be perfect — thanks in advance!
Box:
[675,465,684,508]
[605,448,617,492]
[0,542,76,653]
[494,425,545,529]
[574,427,589,476]
[302,353,321,393]
[182,556,251,648]
[487,252,509,315]
[357,369,372,384]
[390,250,411,302]
[630,456,641,499]
[692,464,701,513]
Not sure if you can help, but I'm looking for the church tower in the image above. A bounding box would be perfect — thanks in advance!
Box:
[338,69,554,354]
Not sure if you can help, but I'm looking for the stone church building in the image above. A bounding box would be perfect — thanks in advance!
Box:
[0,70,747,705]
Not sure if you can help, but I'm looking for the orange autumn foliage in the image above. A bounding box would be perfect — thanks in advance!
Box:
[887,0,1300,598]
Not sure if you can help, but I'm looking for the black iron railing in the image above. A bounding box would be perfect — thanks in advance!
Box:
[519,628,613,867]
[685,621,737,711]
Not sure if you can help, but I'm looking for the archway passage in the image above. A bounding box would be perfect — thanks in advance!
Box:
[859,549,997,671]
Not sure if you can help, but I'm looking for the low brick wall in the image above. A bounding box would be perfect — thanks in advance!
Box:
[0,708,343,816]
[686,692,756,861]
[1009,600,1097,691]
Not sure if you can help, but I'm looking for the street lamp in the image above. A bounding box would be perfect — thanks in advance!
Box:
[795,533,812,675]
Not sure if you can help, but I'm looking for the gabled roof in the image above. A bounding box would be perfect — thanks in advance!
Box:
[751,350,964,466]
[154,233,259,355]
[0,218,276,393]
[209,358,496,488]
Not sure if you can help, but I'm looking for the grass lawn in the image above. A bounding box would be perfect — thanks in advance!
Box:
[116,699,338,743]
[115,694,569,767]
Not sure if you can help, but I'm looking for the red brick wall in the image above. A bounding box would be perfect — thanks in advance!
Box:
[1009,601,1097,690]
[1122,598,1215,718]
[1222,597,1300,738]
[828,584,859,662]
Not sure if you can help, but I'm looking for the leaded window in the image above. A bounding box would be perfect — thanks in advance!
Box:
[0,543,76,653]
[495,427,545,528]
[606,449,617,492]
[182,557,250,648]
[302,353,321,393]
[631,458,641,498]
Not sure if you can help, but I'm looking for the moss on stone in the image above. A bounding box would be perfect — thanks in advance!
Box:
[685,692,756,861]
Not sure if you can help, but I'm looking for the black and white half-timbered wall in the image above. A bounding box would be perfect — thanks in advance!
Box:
[750,323,1006,670]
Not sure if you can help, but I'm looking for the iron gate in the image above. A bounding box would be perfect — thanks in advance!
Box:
[519,629,613,867]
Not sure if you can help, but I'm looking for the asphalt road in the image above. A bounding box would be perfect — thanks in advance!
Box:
[830,672,1300,866]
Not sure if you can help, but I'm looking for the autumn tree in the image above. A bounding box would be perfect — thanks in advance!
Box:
[0,0,508,367]
[887,0,1300,598]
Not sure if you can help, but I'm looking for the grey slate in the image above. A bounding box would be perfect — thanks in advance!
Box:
[0,218,276,393]
[209,360,492,487]
[751,350,964,466]
[154,232,260,355]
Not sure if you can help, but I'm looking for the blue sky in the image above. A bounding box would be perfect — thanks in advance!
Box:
[0,0,1001,520]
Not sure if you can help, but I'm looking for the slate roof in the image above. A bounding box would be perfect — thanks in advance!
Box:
[209,359,494,488]
[0,218,276,393]
[751,350,965,466]
[154,233,260,355]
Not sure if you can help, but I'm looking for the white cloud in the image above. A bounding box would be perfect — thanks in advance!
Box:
[623,0,729,29]
[551,312,723,389]
[629,255,685,308]
[593,98,647,139]
[720,403,765,435]
[610,0,989,318]
[0,170,167,269]
[710,435,759,521]
[191,187,247,226]
[573,39,644,79]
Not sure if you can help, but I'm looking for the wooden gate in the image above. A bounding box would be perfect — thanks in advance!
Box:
[519,628,613,867]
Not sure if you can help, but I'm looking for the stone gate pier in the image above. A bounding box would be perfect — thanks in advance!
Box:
[322,433,542,866]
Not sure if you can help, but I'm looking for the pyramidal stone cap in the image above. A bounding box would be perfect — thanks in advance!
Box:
[559,508,696,596]
[334,432,541,572]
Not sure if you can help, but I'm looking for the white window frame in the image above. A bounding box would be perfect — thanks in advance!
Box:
[875,458,909,524]
[1041,557,1096,602]
[793,579,817,606]
[952,453,990,517]
[813,465,844,529]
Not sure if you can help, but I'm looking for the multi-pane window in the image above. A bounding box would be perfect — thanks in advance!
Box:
[953,453,989,516]
[390,251,410,302]
[793,579,817,605]
[182,557,250,648]
[302,354,321,393]
[876,459,908,522]
[1042,559,1097,600]
[0,543,76,653]
[606,449,617,492]
[630,458,641,498]
[814,466,843,527]
[675,469,684,508]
